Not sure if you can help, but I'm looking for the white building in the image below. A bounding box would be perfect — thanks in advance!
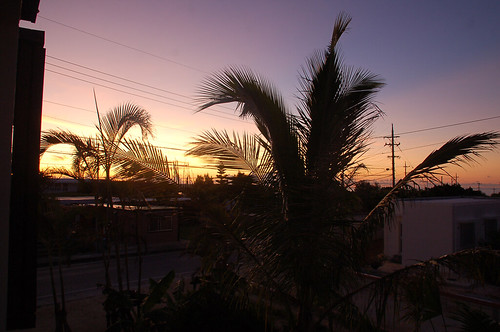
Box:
[384,197,500,266]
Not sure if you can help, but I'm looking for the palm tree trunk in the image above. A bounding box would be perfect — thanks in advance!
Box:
[101,220,112,288]
[124,234,130,291]
[114,233,123,292]
[136,211,142,295]
[297,290,314,332]
[57,248,72,331]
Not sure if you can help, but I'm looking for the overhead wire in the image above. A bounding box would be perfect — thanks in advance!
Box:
[46,55,237,112]
[47,55,193,99]
[45,59,238,117]
[373,115,500,139]
[45,68,249,124]
[46,62,194,105]
[396,115,500,136]
[40,129,189,152]
[38,16,209,74]
[43,100,200,135]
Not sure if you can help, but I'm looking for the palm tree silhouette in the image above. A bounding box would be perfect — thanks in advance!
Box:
[187,13,499,331]
[41,101,153,184]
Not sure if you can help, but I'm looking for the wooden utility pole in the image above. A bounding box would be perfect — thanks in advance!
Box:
[404,162,410,176]
[385,124,400,187]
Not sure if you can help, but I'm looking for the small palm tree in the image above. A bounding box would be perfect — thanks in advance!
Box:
[40,101,175,290]
[187,13,499,331]
[41,102,153,185]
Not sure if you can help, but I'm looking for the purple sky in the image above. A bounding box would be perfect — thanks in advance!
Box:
[23,0,500,192]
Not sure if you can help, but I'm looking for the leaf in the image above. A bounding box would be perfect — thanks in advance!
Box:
[142,270,175,312]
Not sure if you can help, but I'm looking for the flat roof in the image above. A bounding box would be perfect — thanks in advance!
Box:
[400,197,500,205]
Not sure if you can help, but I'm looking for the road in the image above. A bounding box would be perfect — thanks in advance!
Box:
[37,251,201,305]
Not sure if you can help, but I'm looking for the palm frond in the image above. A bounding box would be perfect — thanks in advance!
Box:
[362,132,499,227]
[329,12,352,53]
[186,129,274,186]
[409,132,499,177]
[451,304,500,332]
[41,130,101,178]
[298,15,384,181]
[99,102,153,149]
[197,67,304,189]
[317,248,499,330]
[114,139,176,184]
[40,129,88,155]
[42,167,84,180]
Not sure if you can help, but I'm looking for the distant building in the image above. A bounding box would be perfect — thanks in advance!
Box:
[45,178,80,194]
[115,206,180,248]
[384,197,500,266]
[57,197,180,251]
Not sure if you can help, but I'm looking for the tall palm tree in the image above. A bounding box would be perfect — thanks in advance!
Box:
[187,13,499,331]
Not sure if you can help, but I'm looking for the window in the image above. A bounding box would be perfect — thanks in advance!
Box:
[459,222,475,250]
[484,219,498,243]
[148,215,173,232]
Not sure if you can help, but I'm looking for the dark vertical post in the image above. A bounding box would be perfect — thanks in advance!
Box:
[7,27,45,330]
[0,1,22,330]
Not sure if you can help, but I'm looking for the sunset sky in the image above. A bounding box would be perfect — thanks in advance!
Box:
[22,0,500,193]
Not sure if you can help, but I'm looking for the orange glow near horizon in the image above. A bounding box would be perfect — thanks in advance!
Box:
[29,1,499,194]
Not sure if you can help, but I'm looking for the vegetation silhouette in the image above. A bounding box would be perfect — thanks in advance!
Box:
[40,100,181,331]
[186,13,500,331]
[37,13,500,332]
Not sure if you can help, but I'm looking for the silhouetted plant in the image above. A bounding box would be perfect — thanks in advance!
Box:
[185,13,500,331]
[451,303,500,332]
[38,197,74,332]
[40,100,178,294]
[103,269,269,332]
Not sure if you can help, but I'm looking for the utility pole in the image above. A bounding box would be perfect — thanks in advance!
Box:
[403,161,410,177]
[385,124,400,187]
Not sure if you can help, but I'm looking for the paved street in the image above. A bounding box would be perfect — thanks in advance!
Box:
[37,251,201,305]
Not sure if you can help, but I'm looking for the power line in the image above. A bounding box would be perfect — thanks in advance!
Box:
[397,115,500,136]
[45,62,243,119]
[45,68,193,109]
[39,16,209,74]
[45,68,249,124]
[43,100,200,135]
[46,62,195,106]
[43,114,95,129]
[372,114,500,139]
[43,100,95,114]
[45,57,237,115]
[47,55,192,100]
[40,129,189,153]
[401,141,447,152]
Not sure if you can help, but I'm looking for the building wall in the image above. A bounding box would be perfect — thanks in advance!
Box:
[116,209,179,250]
[453,201,500,251]
[384,214,402,261]
[401,201,453,266]
[385,198,500,266]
